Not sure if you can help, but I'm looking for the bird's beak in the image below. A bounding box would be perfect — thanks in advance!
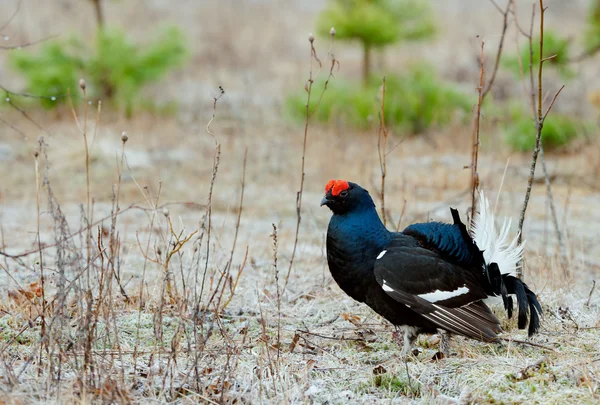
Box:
[320,195,330,207]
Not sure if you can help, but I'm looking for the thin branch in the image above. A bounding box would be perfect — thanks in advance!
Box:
[500,337,556,352]
[528,4,537,116]
[377,77,388,226]
[0,202,202,260]
[0,0,21,32]
[395,198,407,232]
[469,0,510,223]
[510,0,532,37]
[539,145,568,276]
[488,0,504,14]
[586,280,596,306]
[482,0,511,100]
[2,93,52,136]
[272,224,281,367]
[309,28,338,119]
[0,114,27,138]
[0,34,58,50]
[0,84,69,101]
[470,40,485,225]
[516,0,565,279]
[542,85,565,120]
[540,54,557,63]
[569,43,600,62]
[284,31,336,290]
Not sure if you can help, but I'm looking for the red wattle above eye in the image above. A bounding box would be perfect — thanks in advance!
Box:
[325,180,349,196]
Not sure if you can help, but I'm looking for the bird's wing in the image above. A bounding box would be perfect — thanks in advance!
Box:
[373,237,501,342]
[402,208,484,268]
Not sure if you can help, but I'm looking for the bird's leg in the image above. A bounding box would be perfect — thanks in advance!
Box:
[438,330,452,358]
[400,326,418,357]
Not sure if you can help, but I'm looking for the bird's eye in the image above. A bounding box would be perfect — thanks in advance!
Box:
[339,190,348,197]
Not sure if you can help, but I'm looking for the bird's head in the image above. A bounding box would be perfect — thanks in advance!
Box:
[320,180,375,215]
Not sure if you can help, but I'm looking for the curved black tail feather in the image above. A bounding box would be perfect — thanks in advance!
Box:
[502,275,542,336]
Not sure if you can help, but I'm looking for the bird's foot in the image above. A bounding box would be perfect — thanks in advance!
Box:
[434,330,452,360]
[395,326,419,359]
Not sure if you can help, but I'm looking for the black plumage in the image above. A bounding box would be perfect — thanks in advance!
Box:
[321,180,542,355]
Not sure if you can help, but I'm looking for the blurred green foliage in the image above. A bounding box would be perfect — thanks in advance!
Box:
[502,104,586,152]
[502,31,573,80]
[317,0,436,46]
[316,0,436,84]
[9,26,187,115]
[584,0,600,55]
[285,65,471,134]
[9,40,85,109]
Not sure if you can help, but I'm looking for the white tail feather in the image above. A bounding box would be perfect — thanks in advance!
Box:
[471,191,524,277]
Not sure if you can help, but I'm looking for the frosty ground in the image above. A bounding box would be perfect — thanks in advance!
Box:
[0,0,599,403]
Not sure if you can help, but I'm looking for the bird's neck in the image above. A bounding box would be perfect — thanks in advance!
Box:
[326,207,392,301]
[329,208,392,247]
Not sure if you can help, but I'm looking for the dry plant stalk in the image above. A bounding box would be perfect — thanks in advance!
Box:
[0,68,254,402]
[284,29,338,290]
[68,81,93,273]
[377,77,389,226]
[33,145,46,368]
[218,149,248,313]
[198,86,224,304]
[470,41,485,224]
[469,0,511,225]
[272,224,282,366]
[515,0,566,279]
[539,145,569,274]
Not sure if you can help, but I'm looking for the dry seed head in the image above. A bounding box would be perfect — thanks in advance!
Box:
[330,27,336,36]
[34,151,39,158]
[121,132,128,143]
[79,79,86,90]
[162,208,169,217]
[308,33,314,43]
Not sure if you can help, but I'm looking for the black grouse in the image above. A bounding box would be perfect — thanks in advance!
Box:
[321,179,542,356]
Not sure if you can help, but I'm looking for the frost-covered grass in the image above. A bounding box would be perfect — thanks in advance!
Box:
[0,113,598,403]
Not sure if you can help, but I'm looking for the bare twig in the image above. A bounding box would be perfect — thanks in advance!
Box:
[218,148,248,313]
[539,145,568,276]
[488,0,503,14]
[284,31,336,290]
[404,358,414,396]
[377,77,389,226]
[198,89,223,311]
[500,337,556,351]
[569,44,600,63]
[309,27,338,118]
[481,0,511,100]
[2,90,52,136]
[395,198,407,232]
[0,0,22,32]
[283,34,315,291]
[470,40,485,225]
[272,224,281,366]
[516,0,565,279]
[541,85,565,121]
[0,202,157,260]
[225,148,247,276]
[0,34,58,50]
[0,84,68,102]
[586,280,596,307]
[468,1,510,224]
[34,143,46,371]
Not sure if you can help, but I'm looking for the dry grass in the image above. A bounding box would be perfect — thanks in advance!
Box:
[1,106,598,404]
[1,0,600,403]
